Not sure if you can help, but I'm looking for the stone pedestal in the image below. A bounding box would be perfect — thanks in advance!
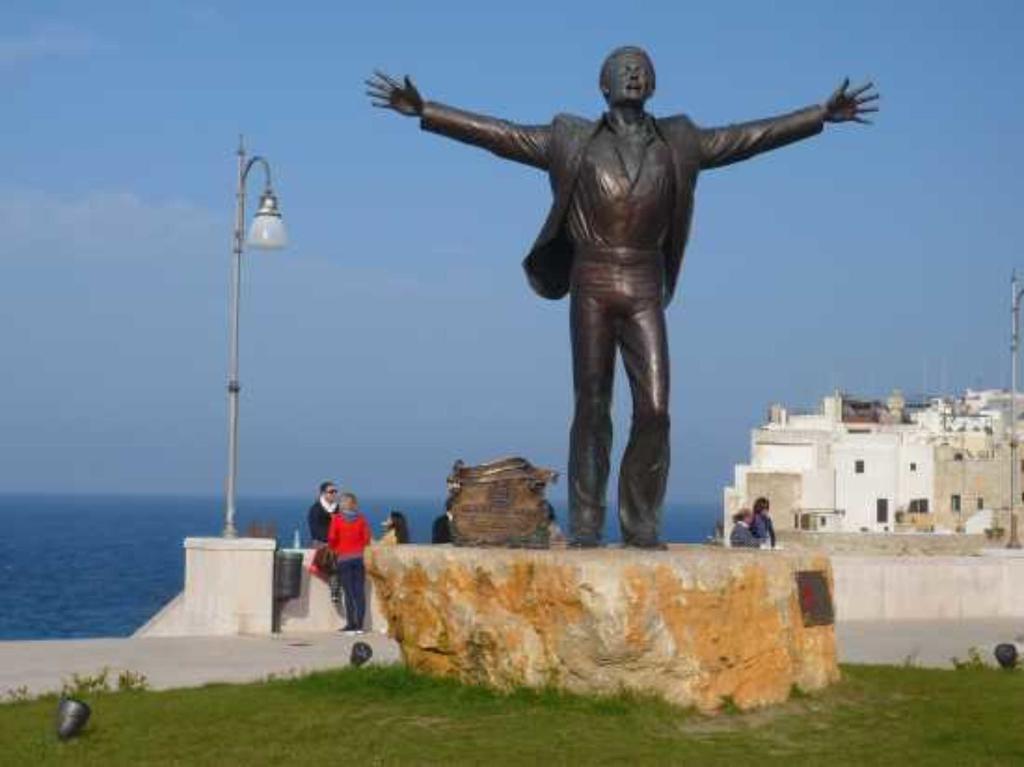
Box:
[366,545,838,712]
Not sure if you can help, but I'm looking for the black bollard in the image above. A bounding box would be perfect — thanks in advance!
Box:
[350,641,373,668]
[55,697,91,741]
[994,643,1019,670]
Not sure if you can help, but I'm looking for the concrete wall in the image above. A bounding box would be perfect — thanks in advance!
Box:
[277,549,387,634]
[834,434,899,532]
[897,442,933,513]
[801,469,836,517]
[137,537,276,637]
[744,472,801,529]
[777,530,989,556]
[137,540,1024,636]
[932,443,1023,531]
[137,541,387,638]
[753,442,815,471]
[832,553,1024,621]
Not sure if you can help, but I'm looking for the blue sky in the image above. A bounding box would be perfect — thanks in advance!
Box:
[1,1,1022,503]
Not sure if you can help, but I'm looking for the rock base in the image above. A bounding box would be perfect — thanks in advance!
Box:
[366,545,838,712]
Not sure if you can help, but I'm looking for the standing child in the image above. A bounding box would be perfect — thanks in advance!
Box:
[328,492,372,633]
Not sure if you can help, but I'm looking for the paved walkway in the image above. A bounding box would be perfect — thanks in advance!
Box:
[3,619,1022,698]
[0,633,401,697]
[837,618,1024,668]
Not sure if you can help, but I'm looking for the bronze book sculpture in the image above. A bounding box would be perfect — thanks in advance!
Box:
[445,457,558,548]
[367,46,877,548]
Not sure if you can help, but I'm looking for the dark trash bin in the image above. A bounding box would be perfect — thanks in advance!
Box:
[274,550,304,601]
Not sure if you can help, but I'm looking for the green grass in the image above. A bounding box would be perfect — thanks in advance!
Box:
[1,664,1022,765]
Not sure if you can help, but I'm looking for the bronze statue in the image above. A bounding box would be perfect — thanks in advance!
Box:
[367,46,877,548]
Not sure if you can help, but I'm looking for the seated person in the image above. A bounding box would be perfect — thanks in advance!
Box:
[307,481,340,600]
[380,510,410,545]
[729,509,761,548]
[546,502,566,545]
[432,503,453,544]
[308,481,338,545]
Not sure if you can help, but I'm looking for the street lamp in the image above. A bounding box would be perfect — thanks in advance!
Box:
[1009,271,1023,549]
[223,136,288,538]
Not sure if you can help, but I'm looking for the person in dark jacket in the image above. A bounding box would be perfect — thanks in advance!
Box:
[751,497,777,548]
[308,481,340,601]
[431,503,453,544]
[308,481,338,544]
[729,509,760,548]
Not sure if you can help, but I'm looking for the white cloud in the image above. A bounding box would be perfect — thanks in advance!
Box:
[0,24,107,66]
[0,188,221,263]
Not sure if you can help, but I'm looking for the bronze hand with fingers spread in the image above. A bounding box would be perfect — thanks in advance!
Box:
[366,71,423,117]
[824,78,879,124]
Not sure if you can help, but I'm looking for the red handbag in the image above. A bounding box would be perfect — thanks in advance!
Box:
[308,545,337,579]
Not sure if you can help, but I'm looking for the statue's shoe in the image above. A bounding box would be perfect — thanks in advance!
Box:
[568,535,603,549]
[624,539,668,551]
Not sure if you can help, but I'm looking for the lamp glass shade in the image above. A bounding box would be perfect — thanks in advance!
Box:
[247,189,287,250]
[248,213,287,250]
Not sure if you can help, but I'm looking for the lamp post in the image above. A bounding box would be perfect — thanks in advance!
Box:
[223,136,288,538]
[1009,271,1023,549]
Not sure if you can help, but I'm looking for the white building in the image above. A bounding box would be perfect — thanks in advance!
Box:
[724,390,1015,534]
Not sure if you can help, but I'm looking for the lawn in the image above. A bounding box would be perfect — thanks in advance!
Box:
[1,664,1022,765]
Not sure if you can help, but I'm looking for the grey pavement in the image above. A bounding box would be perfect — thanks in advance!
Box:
[4,619,1023,700]
[0,632,401,698]
[837,618,1024,668]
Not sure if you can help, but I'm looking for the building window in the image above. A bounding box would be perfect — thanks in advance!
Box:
[910,462,917,472]
[820,517,827,528]
[909,498,930,514]
[951,494,961,512]
[855,460,865,474]
[876,499,889,524]
[977,497,984,510]
[953,452,964,461]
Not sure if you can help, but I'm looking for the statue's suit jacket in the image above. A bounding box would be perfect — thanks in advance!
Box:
[421,101,825,306]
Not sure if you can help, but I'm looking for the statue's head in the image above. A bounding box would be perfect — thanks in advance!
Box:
[599,46,655,107]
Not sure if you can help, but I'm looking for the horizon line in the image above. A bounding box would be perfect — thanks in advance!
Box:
[0,490,721,507]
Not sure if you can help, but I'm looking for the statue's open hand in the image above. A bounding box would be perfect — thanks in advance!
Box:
[824,78,879,124]
[366,71,423,117]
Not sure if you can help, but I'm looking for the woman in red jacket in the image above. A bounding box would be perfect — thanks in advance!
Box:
[327,492,372,633]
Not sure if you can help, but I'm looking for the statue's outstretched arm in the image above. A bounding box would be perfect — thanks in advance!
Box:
[367,71,551,170]
[698,79,878,170]
[698,105,826,170]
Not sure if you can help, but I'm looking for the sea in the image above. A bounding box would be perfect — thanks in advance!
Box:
[0,494,720,640]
